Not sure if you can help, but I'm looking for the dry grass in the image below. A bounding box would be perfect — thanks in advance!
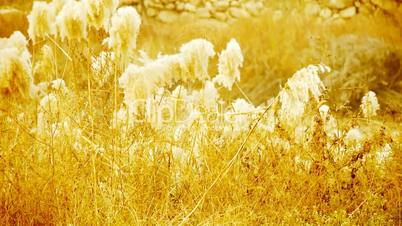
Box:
[137,11,402,105]
[0,2,401,225]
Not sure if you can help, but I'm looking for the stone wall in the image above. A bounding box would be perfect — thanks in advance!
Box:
[1,0,401,37]
[305,0,402,20]
[121,0,265,22]
[121,0,402,23]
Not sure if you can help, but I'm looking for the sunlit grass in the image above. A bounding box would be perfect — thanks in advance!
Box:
[0,1,401,225]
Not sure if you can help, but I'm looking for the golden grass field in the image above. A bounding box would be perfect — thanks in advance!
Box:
[0,0,401,225]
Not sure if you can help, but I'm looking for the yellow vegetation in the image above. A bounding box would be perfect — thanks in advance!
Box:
[0,1,401,225]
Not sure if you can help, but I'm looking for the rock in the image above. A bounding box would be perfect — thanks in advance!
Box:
[121,0,140,4]
[304,2,321,16]
[326,0,354,9]
[183,3,196,12]
[176,2,185,11]
[230,0,241,7]
[320,8,333,18]
[332,12,341,19]
[331,12,346,24]
[166,3,175,10]
[190,0,202,6]
[146,7,158,17]
[148,2,165,9]
[358,4,375,14]
[340,6,357,18]
[160,0,175,3]
[354,1,361,7]
[0,9,27,37]
[213,0,230,11]
[244,1,262,16]
[120,0,139,4]
[205,2,213,9]
[158,10,179,23]
[371,0,398,11]
[196,7,211,18]
[213,12,228,21]
[229,7,250,18]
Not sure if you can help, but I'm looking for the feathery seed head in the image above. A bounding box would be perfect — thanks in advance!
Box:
[278,64,328,126]
[0,33,33,98]
[345,127,364,146]
[106,6,141,59]
[360,91,380,118]
[56,0,88,41]
[224,98,256,135]
[376,143,392,164]
[28,2,56,42]
[0,31,30,60]
[84,0,119,30]
[179,39,215,82]
[319,104,330,119]
[50,79,69,95]
[213,39,243,90]
[119,64,158,112]
[191,81,219,111]
[39,93,58,113]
